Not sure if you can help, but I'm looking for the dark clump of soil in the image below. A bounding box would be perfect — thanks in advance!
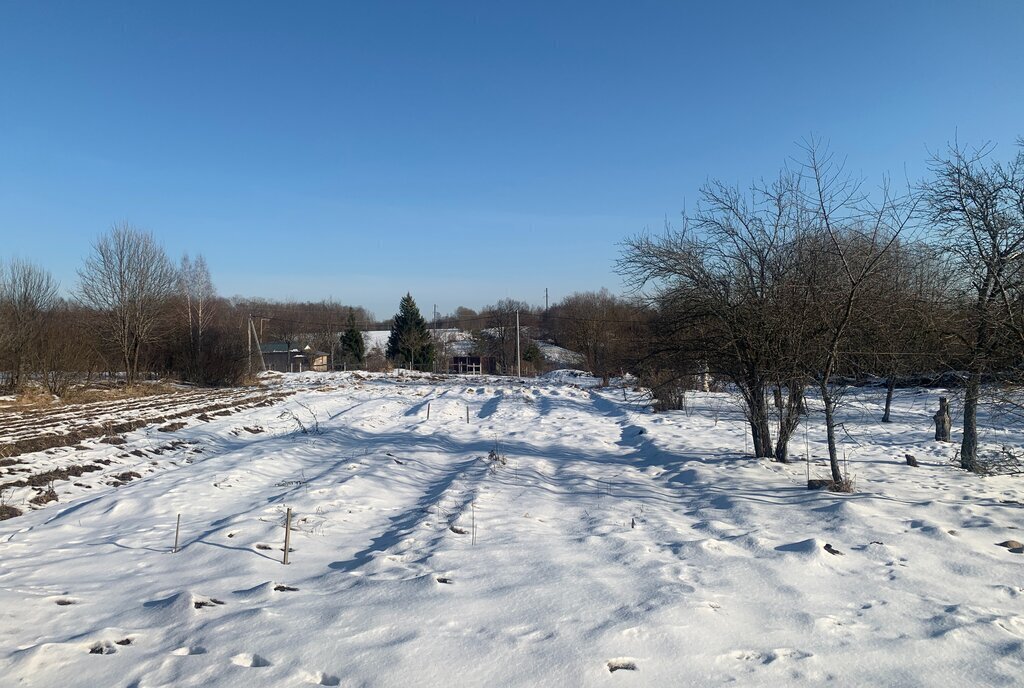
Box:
[61,464,101,479]
[0,458,20,467]
[99,436,127,445]
[27,469,69,487]
[273,584,298,592]
[29,488,58,506]
[110,471,142,486]
[158,422,187,432]
[0,504,22,520]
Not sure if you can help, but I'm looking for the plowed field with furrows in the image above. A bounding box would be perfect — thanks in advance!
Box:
[0,387,293,459]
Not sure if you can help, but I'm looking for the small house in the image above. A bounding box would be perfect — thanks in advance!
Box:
[260,341,329,373]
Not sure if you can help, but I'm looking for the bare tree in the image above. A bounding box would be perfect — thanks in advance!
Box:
[38,300,91,396]
[620,170,808,460]
[0,259,59,390]
[77,223,177,385]
[478,299,533,375]
[848,241,948,423]
[549,289,642,386]
[800,140,919,485]
[178,253,218,378]
[924,139,1024,471]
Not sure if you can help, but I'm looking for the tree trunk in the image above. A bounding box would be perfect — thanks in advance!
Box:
[881,374,896,423]
[821,384,843,483]
[773,384,804,463]
[961,372,981,472]
[748,389,774,458]
[123,349,133,386]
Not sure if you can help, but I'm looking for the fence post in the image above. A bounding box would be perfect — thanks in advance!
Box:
[173,513,181,553]
[466,405,470,424]
[283,507,292,565]
[427,402,431,420]
[934,397,951,442]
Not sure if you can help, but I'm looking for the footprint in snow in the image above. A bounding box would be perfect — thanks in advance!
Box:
[301,671,341,686]
[607,658,638,673]
[89,641,117,655]
[232,653,271,668]
[727,648,811,664]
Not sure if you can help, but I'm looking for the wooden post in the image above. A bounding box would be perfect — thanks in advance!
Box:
[173,513,181,553]
[466,405,470,424]
[515,310,521,378]
[427,402,431,420]
[283,507,292,565]
[934,397,951,442]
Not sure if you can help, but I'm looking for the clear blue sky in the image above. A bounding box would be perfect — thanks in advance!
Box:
[2,1,1022,319]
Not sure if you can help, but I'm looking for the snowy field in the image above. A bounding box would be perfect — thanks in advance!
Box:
[1,372,1023,687]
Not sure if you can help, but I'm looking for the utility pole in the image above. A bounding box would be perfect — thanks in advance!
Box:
[515,309,521,378]
[247,314,252,377]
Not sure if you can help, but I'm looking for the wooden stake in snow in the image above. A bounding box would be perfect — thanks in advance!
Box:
[427,402,431,420]
[934,397,951,442]
[173,513,181,553]
[283,507,292,565]
[466,405,470,424]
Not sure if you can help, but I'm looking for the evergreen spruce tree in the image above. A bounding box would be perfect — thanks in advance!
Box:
[386,293,434,369]
[339,309,365,365]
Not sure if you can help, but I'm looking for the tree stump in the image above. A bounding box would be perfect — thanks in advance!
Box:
[934,397,951,442]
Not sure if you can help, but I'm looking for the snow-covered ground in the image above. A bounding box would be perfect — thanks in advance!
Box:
[1,373,1023,687]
